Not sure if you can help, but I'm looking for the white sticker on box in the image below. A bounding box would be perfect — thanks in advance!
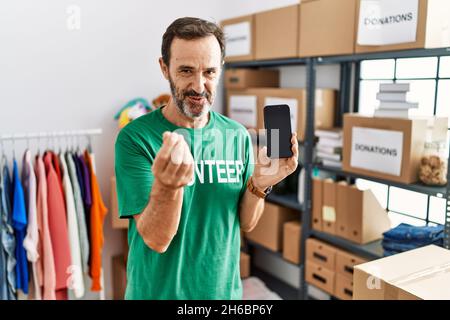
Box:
[350,127,403,176]
[229,95,257,128]
[264,97,298,133]
[315,90,324,108]
[357,0,419,45]
[224,22,251,57]
[322,206,336,222]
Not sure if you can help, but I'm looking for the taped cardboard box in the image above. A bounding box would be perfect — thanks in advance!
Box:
[283,220,302,264]
[112,254,127,300]
[257,88,336,141]
[312,178,323,231]
[336,181,391,244]
[299,0,357,57]
[240,251,251,278]
[225,69,279,90]
[306,238,337,270]
[355,0,450,54]
[335,274,354,300]
[305,261,335,295]
[255,5,299,60]
[221,15,255,62]
[226,89,262,129]
[111,176,129,229]
[335,249,367,279]
[354,245,450,300]
[245,202,298,252]
[342,114,431,184]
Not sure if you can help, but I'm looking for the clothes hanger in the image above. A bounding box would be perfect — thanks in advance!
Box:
[86,134,93,154]
[12,135,16,161]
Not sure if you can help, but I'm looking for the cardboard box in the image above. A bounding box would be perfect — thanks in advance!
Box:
[336,181,391,244]
[343,114,431,184]
[245,202,298,252]
[283,221,301,264]
[334,274,354,300]
[305,261,335,295]
[354,245,450,300]
[112,254,127,300]
[255,5,299,60]
[335,249,367,280]
[322,179,336,235]
[306,238,337,270]
[299,0,357,57]
[226,89,262,129]
[312,178,323,231]
[257,88,336,141]
[355,0,450,53]
[240,251,251,278]
[221,15,255,62]
[111,176,129,229]
[225,69,279,90]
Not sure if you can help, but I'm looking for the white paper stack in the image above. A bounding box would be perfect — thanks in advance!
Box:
[374,83,418,118]
[316,128,343,167]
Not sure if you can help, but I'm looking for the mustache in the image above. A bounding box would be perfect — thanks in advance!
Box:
[183,90,211,99]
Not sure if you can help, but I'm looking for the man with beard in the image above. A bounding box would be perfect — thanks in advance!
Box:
[114,17,299,299]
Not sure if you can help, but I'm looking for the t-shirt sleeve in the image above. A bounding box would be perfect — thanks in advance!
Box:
[114,130,154,218]
[239,129,255,200]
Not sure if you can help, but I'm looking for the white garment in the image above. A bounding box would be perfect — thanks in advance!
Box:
[59,153,85,298]
[22,150,41,300]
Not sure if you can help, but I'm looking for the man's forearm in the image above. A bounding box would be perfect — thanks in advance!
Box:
[239,188,265,232]
[135,179,184,253]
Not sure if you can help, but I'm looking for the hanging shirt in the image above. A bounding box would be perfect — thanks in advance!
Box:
[77,154,92,268]
[35,155,56,300]
[44,152,71,300]
[50,152,65,205]
[0,163,7,300]
[114,107,253,299]
[84,150,107,291]
[0,159,16,300]
[73,154,85,202]
[22,150,40,300]
[65,152,89,273]
[12,159,29,295]
[59,153,84,299]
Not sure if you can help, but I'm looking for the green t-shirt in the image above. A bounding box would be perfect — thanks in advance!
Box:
[114,106,254,300]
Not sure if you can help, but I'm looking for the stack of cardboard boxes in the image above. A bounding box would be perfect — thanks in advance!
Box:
[221,0,450,62]
[225,72,337,141]
[305,238,367,299]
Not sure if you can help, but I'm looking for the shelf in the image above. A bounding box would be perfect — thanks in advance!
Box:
[266,192,303,212]
[225,57,308,69]
[311,230,383,260]
[245,239,300,267]
[250,266,299,300]
[316,47,450,64]
[225,48,450,69]
[315,164,447,197]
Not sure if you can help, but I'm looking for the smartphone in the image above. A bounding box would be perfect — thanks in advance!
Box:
[264,104,293,159]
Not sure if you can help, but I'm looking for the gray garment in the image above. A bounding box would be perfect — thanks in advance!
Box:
[0,159,16,300]
[65,152,89,273]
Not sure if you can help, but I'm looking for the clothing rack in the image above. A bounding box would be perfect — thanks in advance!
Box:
[0,128,106,300]
[0,129,103,141]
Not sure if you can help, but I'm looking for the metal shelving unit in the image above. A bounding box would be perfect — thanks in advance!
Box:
[225,46,450,300]
[314,164,447,197]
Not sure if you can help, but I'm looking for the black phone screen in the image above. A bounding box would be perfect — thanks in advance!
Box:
[264,104,293,159]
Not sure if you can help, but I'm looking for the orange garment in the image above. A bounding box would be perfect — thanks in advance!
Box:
[85,150,108,291]
[35,155,56,300]
[44,152,71,300]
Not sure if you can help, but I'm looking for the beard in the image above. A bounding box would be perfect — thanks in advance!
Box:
[168,77,214,119]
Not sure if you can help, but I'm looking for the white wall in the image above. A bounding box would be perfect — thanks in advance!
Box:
[0,0,336,300]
